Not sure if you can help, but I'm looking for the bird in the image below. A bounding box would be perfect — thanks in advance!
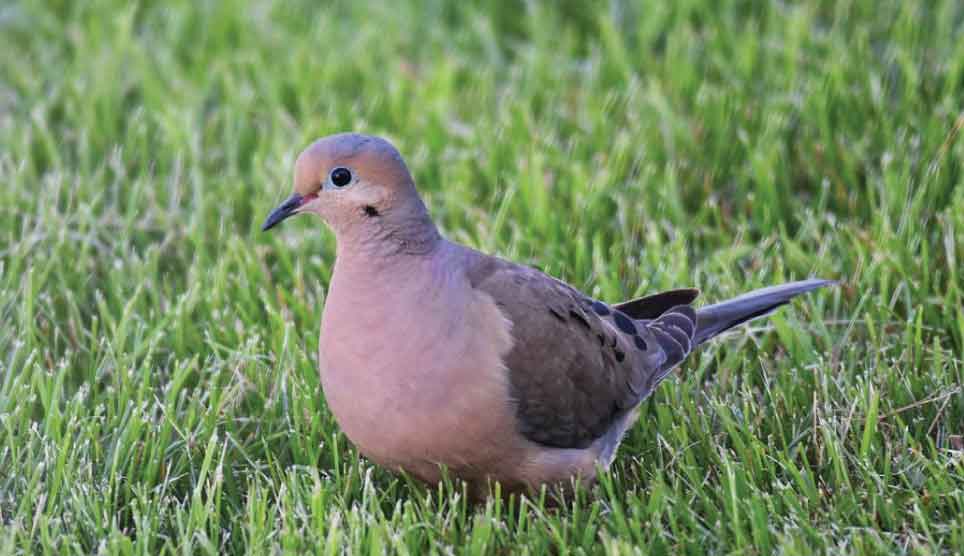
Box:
[261,132,832,498]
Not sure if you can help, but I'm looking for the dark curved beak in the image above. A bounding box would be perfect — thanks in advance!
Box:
[261,194,304,231]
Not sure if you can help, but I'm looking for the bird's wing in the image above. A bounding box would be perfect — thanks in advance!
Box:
[464,251,697,450]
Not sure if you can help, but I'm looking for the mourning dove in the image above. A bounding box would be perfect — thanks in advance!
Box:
[262,133,832,496]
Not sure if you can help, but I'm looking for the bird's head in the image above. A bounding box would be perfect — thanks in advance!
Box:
[262,133,430,241]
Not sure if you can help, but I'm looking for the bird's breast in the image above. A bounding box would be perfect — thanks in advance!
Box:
[317,264,522,482]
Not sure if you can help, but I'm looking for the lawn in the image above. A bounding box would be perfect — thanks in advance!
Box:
[2,0,963,554]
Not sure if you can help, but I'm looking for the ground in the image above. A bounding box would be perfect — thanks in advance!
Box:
[1,1,963,554]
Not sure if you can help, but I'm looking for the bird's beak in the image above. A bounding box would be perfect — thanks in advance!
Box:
[261,193,306,231]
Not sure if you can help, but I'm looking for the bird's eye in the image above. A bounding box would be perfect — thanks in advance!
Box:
[330,167,352,188]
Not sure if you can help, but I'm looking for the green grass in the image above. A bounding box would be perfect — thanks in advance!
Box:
[2,0,963,553]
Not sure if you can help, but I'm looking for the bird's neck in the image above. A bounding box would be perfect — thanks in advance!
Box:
[333,199,442,272]
[326,234,458,326]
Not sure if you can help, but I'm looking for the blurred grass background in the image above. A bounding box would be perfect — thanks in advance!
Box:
[1,0,963,554]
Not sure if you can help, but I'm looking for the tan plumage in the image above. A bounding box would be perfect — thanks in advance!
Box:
[261,133,832,497]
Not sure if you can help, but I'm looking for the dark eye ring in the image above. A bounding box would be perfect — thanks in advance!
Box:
[330,167,352,187]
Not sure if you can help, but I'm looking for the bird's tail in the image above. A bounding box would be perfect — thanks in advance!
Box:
[693,279,834,345]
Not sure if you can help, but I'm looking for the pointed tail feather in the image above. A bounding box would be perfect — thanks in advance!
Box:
[694,279,834,344]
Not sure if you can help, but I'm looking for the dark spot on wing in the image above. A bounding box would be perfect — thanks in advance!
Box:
[548,307,565,322]
[591,301,610,316]
[612,311,637,335]
[633,334,648,351]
